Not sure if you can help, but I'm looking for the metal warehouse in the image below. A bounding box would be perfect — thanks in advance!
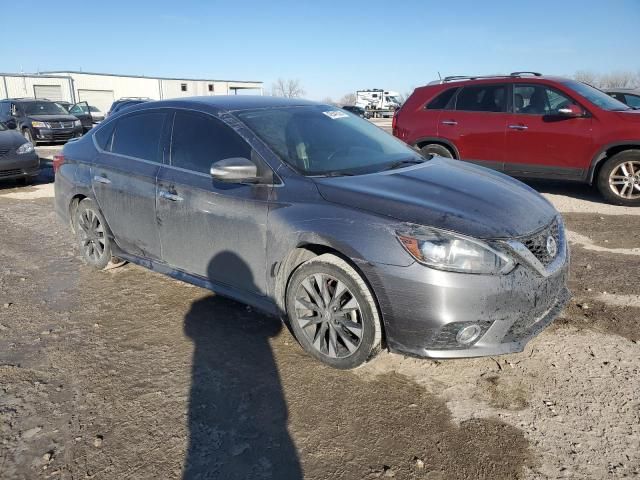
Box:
[0,71,263,112]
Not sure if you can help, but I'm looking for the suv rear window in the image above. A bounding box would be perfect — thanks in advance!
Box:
[426,88,458,110]
[111,112,165,162]
[455,85,507,112]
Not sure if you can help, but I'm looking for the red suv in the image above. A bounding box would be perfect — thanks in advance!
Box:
[393,72,640,206]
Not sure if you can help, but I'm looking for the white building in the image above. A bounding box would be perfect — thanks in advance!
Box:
[0,71,263,112]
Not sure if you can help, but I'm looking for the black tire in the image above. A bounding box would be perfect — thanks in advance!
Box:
[596,150,640,206]
[285,254,382,369]
[74,198,113,270]
[420,143,453,159]
[22,128,36,145]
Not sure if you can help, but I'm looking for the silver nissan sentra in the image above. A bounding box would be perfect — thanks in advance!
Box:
[54,96,570,369]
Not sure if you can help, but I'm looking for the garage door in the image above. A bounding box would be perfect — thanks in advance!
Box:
[78,89,114,114]
[33,85,63,101]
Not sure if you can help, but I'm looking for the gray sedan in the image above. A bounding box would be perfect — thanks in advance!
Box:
[0,121,39,183]
[54,96,570,369]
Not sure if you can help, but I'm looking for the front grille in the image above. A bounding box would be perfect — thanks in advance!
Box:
[49,121,75,129]
[0,148,10,157]
[520,219,560,266]
[503,287,570,343]
[0,168,23,178]
[52,132,74,141]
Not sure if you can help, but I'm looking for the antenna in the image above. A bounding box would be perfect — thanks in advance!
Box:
[437,71,442,80]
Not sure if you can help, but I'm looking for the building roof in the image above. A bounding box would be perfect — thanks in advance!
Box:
[40,70,262,85]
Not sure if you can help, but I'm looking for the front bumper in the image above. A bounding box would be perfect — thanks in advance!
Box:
[360,251,570,359]
[32,126,82,143]
[0,153,40,180]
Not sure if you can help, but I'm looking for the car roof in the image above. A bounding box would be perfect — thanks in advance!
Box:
[122,95,323,114]
[604,88,640,93]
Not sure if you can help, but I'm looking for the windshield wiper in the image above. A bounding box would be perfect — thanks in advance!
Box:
[319,171,355,177]
[382,158,425,171]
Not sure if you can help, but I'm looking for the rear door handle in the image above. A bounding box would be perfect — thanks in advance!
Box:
[159,190,183,202]
[508,124,528,130]
[441,120,458,126]
[93,175,111,184]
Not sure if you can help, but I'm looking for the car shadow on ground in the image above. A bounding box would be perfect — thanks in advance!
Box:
[182,251,302,479]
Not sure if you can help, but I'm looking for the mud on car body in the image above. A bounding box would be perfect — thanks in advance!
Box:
[54,96,570,369]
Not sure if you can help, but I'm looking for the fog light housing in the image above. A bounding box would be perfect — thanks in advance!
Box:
[456,324,482,345]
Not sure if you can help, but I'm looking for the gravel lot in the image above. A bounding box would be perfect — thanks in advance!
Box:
[0,152,638,479]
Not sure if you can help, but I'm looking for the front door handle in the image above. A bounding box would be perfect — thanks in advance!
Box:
[441,120,458,126]
[508,124,528,131]
[159,190,183,202]
[93,175,111,184]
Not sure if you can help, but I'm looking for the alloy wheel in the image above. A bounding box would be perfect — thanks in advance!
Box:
[77,208,107,262]
[609,160,640,200]
[294,273,364,359]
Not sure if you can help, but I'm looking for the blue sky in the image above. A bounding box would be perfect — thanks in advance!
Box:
[1,0,638,100]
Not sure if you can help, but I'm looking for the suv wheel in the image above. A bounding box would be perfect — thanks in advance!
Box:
[74,199,113,269]
[597,150,640,206]
[420,143,453,159]
[22,128,35,145]
[285,254,382,369]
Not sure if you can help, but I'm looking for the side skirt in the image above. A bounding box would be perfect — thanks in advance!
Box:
[116,251,280,317]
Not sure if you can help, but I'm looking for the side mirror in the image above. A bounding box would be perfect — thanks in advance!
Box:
[557,104,585,118]
[210,157,258,183]
[5,119,17,129]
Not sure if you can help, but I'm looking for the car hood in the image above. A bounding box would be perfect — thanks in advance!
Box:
[313,157,558,239]
[614,109,640,123]
[0,129,29,149]
[28,114,79,122]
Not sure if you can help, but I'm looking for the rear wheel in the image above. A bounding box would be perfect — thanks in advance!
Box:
[420,143,453,159]
[596,150,640,206]
[286,254,382,369]
[74,199,113,270]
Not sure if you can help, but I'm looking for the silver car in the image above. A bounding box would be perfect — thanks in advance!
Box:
[54,96,570,369]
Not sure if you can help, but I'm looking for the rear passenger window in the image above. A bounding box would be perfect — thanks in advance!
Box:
[426,88,458,109]
[170,111,251,174]
[455,85,507,112]
[94,121,115,151]
[111,112,165,162]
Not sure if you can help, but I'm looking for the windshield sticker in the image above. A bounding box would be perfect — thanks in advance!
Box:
[322,110,349,119]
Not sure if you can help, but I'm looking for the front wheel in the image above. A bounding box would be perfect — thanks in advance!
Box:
[74,199,113,269]
[286,254,382,369]
[22,128,36,145]
[420,143,453,159]
[596,150,640,206]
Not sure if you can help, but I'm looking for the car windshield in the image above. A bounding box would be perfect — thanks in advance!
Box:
[24,101,68,115]
[235,105,423,176]
[562,80,631,111]
[89,106,100,113]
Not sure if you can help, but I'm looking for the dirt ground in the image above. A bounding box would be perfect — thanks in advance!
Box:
[0,167,638,480]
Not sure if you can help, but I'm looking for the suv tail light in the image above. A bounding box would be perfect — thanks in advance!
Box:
[52,154,65,173]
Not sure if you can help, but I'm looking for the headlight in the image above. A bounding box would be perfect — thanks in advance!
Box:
[397,226,515,275]
[16,142,35,155]
[31,121,49,128]
[73,120,81,127]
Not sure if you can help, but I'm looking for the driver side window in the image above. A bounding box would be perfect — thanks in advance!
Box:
[514,85,575,115]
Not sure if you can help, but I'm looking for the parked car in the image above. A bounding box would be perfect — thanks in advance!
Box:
[0,120,39,183]
[342,105,371,119]
[393,72,640,206]
[605,88,640,109]
[55,96,570,369]
[106,98,151,117]
[68,102,105,132]
[0,98,83,145]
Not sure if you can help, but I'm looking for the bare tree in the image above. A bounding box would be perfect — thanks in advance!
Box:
[339,92,356,106]
[271,78,306,98]
[321,97,339,106]
[573,70,640,89]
